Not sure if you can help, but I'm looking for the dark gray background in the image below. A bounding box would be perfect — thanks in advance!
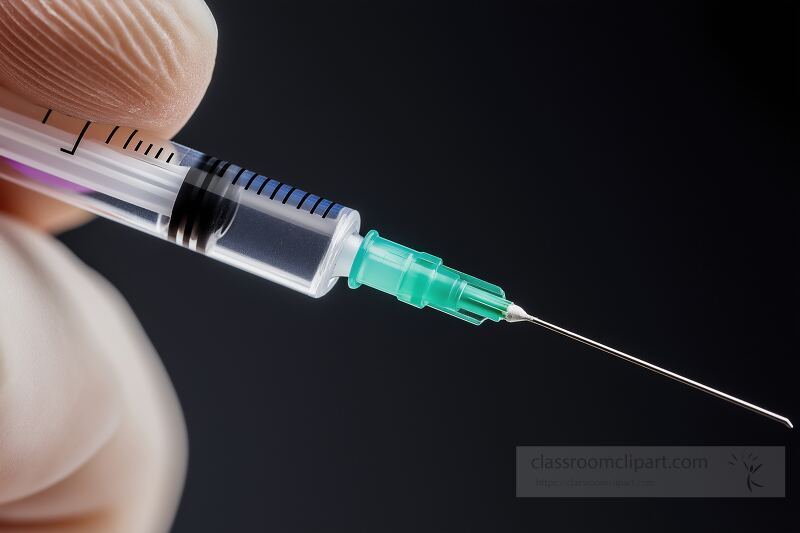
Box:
[60,1,797,531]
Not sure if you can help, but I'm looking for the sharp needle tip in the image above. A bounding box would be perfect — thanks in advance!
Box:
[504,303,792,429]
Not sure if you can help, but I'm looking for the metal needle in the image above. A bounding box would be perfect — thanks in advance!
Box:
[505,304,793,428]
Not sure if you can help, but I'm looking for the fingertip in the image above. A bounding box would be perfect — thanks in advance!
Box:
[0,0,219,138]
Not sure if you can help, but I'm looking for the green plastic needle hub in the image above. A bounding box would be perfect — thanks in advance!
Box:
[347,230,512,324]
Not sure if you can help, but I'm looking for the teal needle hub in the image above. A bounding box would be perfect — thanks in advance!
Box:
[347,230,512,324]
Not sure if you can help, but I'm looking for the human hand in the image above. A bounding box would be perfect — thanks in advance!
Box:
[0,1,217,531]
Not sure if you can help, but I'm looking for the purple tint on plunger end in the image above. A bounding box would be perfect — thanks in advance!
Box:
[1,156,91,193]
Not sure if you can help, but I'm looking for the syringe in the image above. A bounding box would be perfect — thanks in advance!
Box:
[0,87,791,428]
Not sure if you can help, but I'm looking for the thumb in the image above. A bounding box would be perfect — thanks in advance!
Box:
[0,0,218,231]
[0,214,188,532]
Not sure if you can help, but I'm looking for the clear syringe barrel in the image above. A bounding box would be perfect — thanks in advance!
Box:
[0,88,361,297]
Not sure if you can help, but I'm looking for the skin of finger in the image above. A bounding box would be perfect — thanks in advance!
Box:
[0,179,94,233]
[0,0,218,232]
[0,218,187,531]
